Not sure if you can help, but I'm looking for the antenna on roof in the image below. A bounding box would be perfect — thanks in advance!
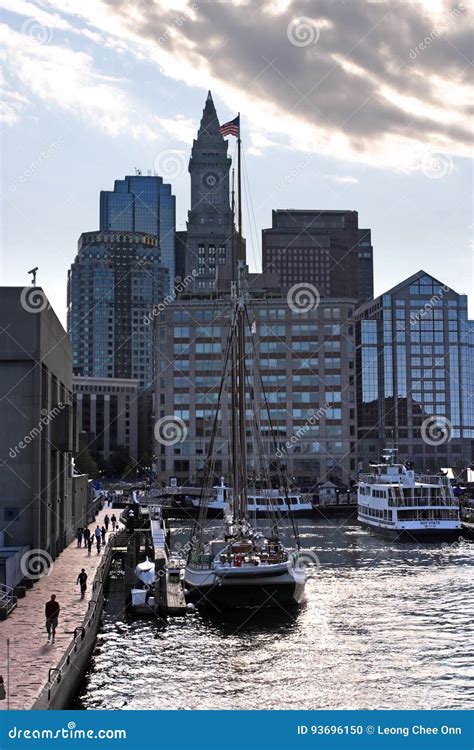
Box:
[135,168,142,175]
[28,267,38,286]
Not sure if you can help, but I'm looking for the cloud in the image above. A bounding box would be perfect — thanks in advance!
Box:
[91,0,473,169]
[1,0,472,170]
[327,175,359,184]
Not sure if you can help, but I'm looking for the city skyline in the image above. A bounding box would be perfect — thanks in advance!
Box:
[1,0,473,322]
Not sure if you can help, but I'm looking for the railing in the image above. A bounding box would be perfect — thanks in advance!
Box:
[44,537,116,705]
[0,584,17,617]
[359,473,449,487]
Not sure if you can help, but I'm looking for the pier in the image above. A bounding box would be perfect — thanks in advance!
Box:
[0,509,115,710]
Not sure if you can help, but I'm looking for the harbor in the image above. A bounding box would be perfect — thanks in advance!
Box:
[74,515,474,711]
[1,479,473,711]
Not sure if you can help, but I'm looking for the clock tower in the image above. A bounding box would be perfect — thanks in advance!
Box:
[185,91,233,291]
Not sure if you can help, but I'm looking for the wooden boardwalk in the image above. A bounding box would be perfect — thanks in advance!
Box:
[0,508,113,710]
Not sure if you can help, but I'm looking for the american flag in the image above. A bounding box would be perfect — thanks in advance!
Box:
[219,115,240,138]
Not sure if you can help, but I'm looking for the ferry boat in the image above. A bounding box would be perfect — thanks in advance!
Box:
[357,449,461,540]
[189,480,313,518]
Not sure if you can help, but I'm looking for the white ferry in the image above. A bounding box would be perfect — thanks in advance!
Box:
[191,480,313,518]
[357,449,461,540]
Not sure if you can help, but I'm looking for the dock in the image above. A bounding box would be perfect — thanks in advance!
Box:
[0,509,114,710]
[125,506,188,617]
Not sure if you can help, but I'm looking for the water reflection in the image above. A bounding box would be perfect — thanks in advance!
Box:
[73,519,474,711]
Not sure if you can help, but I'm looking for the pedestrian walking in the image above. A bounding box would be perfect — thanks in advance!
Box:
[94,525,101,554]
[111,513,117,532]
[83,527,91,547]
[45,594,60,642]
[101,525,106,544]
[76,568,88,599]
[87,536,93,556]
[104,514,110,531]
[76,527,83,548]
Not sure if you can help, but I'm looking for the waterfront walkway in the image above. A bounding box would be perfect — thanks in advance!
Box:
[0,508,113,710]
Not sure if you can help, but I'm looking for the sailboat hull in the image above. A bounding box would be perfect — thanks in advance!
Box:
[184,565,306,609]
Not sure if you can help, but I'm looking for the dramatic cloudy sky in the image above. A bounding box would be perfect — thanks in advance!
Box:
[1,0,473,322]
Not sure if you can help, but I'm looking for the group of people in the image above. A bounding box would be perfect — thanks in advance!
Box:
[76,514,117,555]
[44,512,122,643]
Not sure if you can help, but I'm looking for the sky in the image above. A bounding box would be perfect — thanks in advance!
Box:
[1,0,473,326]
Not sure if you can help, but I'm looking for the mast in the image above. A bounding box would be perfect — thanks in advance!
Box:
[236,118,248,519]
[230,169,239,514]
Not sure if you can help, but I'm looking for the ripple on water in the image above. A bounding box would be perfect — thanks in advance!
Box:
[73,520,474,710]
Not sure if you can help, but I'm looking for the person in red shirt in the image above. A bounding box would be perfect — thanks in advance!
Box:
[45,594,60,642]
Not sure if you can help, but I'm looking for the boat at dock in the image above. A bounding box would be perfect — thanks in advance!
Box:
[357,448,461,541]
[184,113,306,609]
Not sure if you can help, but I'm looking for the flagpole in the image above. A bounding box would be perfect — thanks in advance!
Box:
[237,112,242,257]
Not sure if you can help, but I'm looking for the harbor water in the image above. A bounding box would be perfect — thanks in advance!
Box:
[73,518,474,710]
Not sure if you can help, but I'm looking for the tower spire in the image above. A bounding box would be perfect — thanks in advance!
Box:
[197,90,222,141]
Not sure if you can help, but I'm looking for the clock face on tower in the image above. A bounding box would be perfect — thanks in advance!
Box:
[203,172,218,188]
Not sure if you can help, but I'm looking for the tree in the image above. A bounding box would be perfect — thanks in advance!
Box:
[109,445,132,477]
[75,443,99,478]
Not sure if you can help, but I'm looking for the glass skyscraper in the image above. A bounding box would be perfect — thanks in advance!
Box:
[67,230,168,387]
[355,270,474,471]
[100,174,176,294]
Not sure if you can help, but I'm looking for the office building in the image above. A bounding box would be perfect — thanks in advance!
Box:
[67,230,168,388]
[0,287,79,587]
[155,288,357,488]
[73,376,140,462]
[355,270,474,470]
[184,91,234,291]
[100,173,176,293]
[262,209,373,302]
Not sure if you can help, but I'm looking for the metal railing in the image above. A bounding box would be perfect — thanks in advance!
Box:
[0,584,17,617]
[44,537,117,705]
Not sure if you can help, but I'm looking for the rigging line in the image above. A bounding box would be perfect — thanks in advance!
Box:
[242,355,282,532]
[241,148,262,273]
[189,303,238,555]
[195,305,236,530]
[244,304,301,548]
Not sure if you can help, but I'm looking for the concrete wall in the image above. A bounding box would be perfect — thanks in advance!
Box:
[0,288,74,581]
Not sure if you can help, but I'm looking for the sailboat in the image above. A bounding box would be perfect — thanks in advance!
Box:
[184,110,306,609]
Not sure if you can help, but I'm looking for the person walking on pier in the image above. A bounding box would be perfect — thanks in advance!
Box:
[87,535,93,556]
[104,514,110,532]
[83,527,91,548]
[94,525,101,554]
[76,527,83,548]
[76,568,88,599]
[101,525,107,545]
[45,594,60,643]
[111,514,117,532]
